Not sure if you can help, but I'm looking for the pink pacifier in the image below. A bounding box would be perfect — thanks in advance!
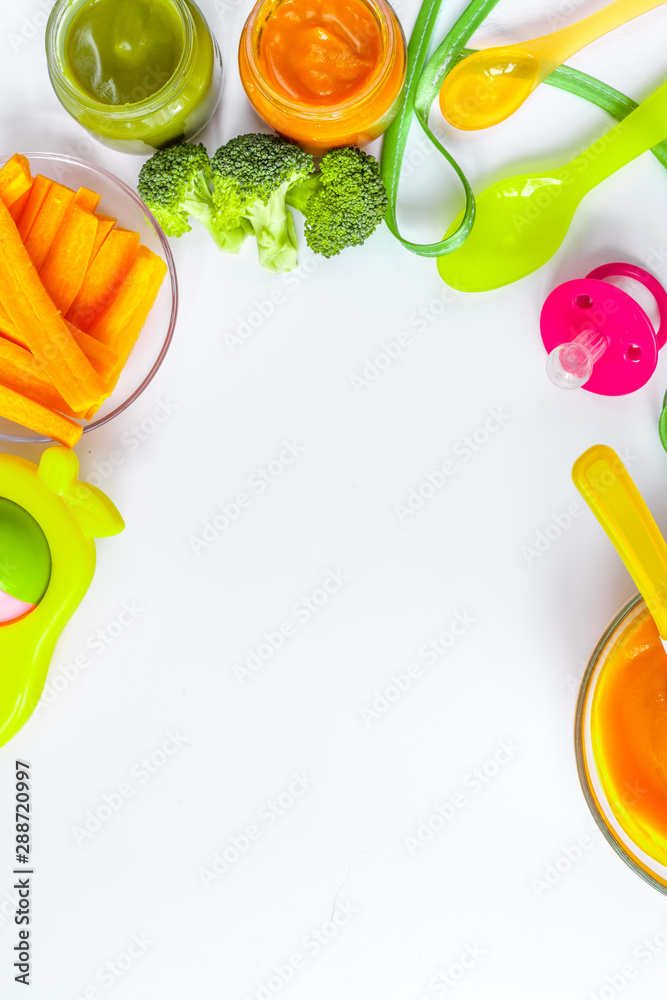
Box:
[541,263,667,394]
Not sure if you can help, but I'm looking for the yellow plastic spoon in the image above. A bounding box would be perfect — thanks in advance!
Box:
[573,444,667,652]
[440,0,666,130]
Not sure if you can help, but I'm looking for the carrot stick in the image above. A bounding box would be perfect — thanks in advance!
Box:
[0,382,82,448]
[0,154,32,212]
[0,300,27,348]
[8,185,31,224]
[85,248,166,417]
[0,300,118,383]
[39,202,98,314]
[90,245,167,383]
[72,330,118,383]
[0,154,31,183]
[67,228,140,331]
[0,197,108,411]
[0,154,31,180]
[91,214,116,261]
[0,336,85,419]
[73,186,101,213]
[23,181,76,271]
[18,175,53,241]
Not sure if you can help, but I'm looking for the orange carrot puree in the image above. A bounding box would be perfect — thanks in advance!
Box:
[239,0,406,150]
[592,609,667,865]
[259,0,383,105]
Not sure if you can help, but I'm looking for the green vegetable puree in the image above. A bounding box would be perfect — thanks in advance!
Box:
[49,0,221,151]
[64,0,184,105]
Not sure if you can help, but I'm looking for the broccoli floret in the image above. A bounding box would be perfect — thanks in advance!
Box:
[138,142,250,253]
[210,133,314,274]
[287,147,388,257]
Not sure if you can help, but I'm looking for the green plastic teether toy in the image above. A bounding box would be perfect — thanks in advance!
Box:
[0,446,123,748]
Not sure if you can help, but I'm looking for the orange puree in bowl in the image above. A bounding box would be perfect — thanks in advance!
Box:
[259,0,383,105]
[239,0,406,151]
[591,609,667,865]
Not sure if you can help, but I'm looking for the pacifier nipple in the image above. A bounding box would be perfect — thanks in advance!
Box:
[546,328,608,390]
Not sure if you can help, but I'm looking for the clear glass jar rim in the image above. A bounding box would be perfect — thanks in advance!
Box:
[45,0,197,121]
[240,0,405,119]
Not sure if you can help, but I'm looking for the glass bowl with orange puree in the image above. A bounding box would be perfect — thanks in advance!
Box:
[576,594,667,893]
[238,0,406,152]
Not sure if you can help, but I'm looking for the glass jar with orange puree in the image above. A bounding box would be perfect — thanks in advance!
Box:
[238,0,407,153]
[576,594,667,893]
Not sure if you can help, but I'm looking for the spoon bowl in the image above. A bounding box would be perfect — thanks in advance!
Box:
[438,75,667,292]
[439,49,541,130]
[439,0,667,130]
[438,170,578,291]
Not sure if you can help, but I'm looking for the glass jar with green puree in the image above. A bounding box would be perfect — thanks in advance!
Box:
[46,0,222,153]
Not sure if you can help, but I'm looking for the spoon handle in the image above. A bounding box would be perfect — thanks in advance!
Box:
[566,77,667,191]
[529,0,666,66]
[573,445,667,640]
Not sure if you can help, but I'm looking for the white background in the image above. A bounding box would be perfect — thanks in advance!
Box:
[1,0,667,997]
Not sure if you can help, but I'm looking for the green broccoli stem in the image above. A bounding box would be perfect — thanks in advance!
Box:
[183,173,252,254]
[286,173,322,214]
[216,222,253,254]
[182,200,239,252]
[245,185,300,274]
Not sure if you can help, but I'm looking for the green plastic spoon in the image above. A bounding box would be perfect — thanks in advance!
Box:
[439,0,666,130]
[437,76,667,292]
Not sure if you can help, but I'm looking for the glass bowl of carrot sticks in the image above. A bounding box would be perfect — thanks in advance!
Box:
[0,151,178,448]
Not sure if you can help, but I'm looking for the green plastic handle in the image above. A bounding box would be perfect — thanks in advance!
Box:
[567,77,667,191]
[573,444,667,640]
